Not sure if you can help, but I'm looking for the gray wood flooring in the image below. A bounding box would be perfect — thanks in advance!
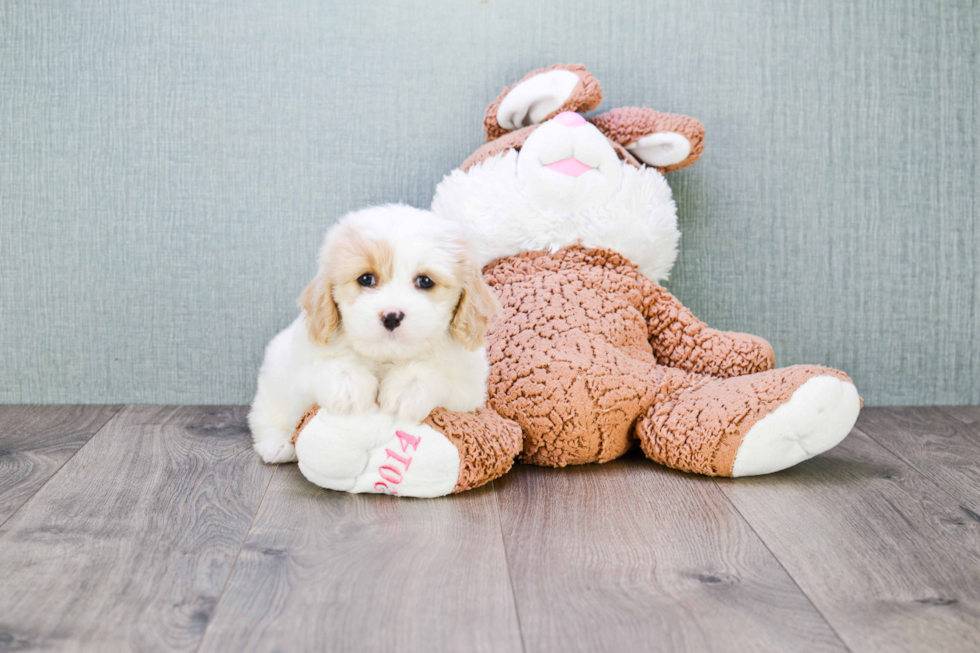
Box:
[0,405,978,653]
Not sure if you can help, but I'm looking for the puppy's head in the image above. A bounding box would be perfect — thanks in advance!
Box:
[300,204,499,358]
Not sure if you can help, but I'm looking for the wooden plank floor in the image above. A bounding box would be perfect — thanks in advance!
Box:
[0,406,978,652]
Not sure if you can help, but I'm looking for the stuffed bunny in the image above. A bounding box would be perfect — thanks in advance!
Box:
[293,64,860,497]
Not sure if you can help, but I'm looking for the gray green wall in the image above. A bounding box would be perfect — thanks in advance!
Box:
[2,0,977,405]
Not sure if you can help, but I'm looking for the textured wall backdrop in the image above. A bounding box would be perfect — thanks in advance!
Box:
[1,0,977,405]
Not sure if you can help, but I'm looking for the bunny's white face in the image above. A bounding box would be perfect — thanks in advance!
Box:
[516,112,624,213]
[431,65,703,284]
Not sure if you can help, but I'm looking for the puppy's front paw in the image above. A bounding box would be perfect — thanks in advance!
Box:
[315,363,379,414]
[254,436,297,464]
[378,369,440,423]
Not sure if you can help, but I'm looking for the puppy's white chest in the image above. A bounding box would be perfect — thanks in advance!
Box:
[367,358,409,384]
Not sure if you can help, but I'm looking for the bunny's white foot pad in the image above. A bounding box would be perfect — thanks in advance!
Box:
[294,409,460,498]
[731,375,860,477]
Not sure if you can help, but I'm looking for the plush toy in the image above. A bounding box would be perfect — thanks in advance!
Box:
[293,64,860,497]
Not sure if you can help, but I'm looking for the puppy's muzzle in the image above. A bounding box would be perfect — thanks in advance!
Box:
[381,311,405,331]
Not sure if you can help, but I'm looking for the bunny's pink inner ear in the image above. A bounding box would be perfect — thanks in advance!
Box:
[591,107,705,173]
[484,64,602,142]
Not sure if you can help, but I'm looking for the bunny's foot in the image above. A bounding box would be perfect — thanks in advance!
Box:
[637,366,860,477]
[292,405,522,497]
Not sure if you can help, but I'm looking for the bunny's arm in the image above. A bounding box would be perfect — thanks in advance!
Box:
[637,275,774,378]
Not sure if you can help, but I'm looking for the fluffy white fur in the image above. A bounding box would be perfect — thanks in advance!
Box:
[431,118,682,282]
[249,204,497,464]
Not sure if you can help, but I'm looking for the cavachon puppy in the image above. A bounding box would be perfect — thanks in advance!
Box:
[249,204,502,497]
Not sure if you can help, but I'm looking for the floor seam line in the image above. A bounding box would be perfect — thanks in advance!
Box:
[195,461,278,653]
[492,478,528,653]
[0,404,127,533]
[711,476,856,653]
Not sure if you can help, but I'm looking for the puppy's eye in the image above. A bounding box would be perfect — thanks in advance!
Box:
[415,275,435,290]
[357,273,376,288]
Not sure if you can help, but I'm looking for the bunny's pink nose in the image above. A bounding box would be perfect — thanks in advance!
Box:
[554,111,587,127]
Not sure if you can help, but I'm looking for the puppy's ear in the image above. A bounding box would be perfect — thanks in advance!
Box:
[591,107,705,173]
[299,268,340,345]
[450,265,500,351]
[485,64,603,142]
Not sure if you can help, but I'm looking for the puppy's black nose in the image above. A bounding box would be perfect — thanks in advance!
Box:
[381,311,405,331]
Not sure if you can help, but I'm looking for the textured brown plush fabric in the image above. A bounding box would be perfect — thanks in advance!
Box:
[424,407,523,493]
[636,274,775,376]
[482,246,779,467]
[483,63,603,141]
[636,365,852,476]
[591,107,706,173]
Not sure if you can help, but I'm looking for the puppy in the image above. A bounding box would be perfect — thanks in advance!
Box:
[249,204,500,464]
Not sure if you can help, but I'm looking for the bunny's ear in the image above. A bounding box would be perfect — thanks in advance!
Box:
[591,108,705,173]
[484,64,603,142]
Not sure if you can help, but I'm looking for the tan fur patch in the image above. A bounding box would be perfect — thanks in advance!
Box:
[299,276,340,346]
[327,226,394,287]
[448,234,501,350]
[299,226,397,345]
